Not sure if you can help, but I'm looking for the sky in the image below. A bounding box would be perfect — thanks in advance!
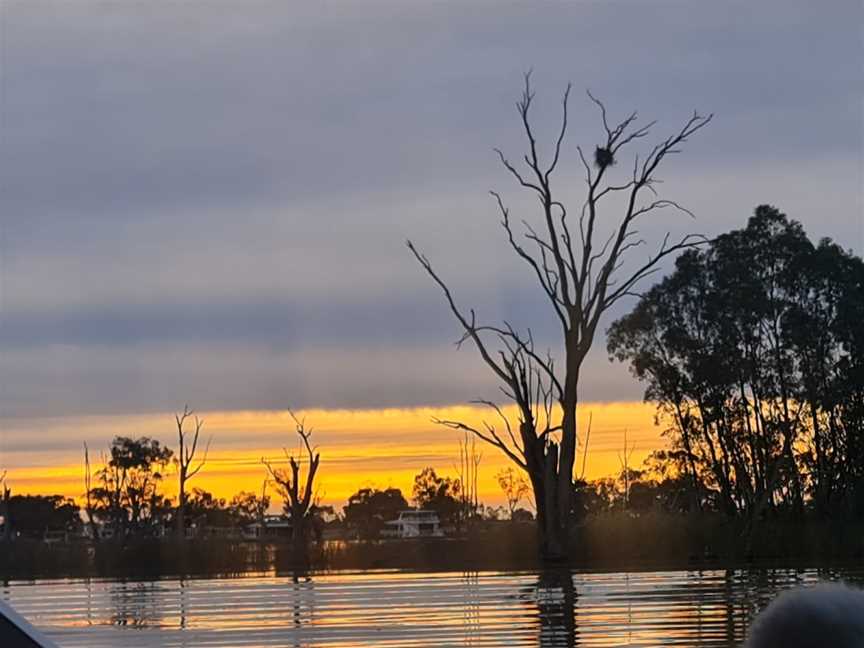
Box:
[0,1,861,507]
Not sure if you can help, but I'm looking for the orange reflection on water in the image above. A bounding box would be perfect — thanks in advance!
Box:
[3,568,822,646]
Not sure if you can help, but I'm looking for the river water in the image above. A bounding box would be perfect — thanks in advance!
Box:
[3,567,861,647]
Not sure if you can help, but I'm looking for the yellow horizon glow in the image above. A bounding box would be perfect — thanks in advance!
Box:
[1,401,665,510]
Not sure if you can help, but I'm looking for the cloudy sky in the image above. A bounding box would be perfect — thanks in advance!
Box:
[1,1,861,502]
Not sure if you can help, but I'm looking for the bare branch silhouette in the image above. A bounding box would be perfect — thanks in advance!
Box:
[262,409,321,563]
[175,405,212,540]
[409,75,711,560]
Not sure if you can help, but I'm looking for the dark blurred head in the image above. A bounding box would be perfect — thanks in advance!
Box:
[745,584,864,648]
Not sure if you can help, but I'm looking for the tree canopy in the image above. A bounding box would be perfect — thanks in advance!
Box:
[608,205,864,519]
[90,436,174,537]
[343,487,408,539]
[3,495,80,539]
[412,467,461,525]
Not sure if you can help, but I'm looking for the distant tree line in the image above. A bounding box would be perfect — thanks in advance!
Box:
[608,206,864,521]
[0,436,531,548]
[0,494,80,541]
[334,465,534,541]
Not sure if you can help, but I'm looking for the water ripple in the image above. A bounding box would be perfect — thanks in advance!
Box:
[3,567,861,647]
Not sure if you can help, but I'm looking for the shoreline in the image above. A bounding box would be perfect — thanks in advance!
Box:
[4,510,863,581]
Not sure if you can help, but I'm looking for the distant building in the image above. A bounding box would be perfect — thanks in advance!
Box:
[382,510,444,539]
[41,529,70,545]
[186,524,241,540]
[241,515,293,541]
[78,523,117,542]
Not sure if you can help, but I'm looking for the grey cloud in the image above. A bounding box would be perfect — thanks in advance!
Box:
[4,1,860,225]
[0,341,641,420]
[0,0,861,420]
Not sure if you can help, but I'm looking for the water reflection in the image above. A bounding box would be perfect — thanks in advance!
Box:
[109,581,163,628]
[535,569,577,647]
[461,571,481,645]
[178,578,187,630]
[2,567,862,647]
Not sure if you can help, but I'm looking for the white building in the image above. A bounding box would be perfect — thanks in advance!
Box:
[241,515,293,541]
[382,510,443,539]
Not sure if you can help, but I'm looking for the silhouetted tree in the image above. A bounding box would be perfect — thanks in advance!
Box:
[184,488,234,530]
[456,434,482,527]
[229,489,271,527]
[174,406,211,541]
[91,436,173,538]
[412,467,461,526]
[496,467,530,518]
[343,487,408,539]
[608,206,864,520]
[263,410,321,563]
[4,495,80,540]
[512,507,534,523]
[0,471,10,542]
[409,73,712,559]
[83,442,99,540]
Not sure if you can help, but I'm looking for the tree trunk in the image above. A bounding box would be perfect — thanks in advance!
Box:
[529,441,569,563]
[1,487,10,542]
[556,388,578,558]
[291,505,309,566]
[535,501,568,562]
[176,479,186,541]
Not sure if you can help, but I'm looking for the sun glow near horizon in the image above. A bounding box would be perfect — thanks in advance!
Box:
[1,401,664,509]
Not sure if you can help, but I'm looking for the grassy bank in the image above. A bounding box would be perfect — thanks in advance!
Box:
[3,513,864,579]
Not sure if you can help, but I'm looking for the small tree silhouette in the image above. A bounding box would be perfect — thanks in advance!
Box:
[263,410,320,564]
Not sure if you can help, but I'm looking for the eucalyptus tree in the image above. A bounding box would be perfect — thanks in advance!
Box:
[409,74,712,560]
[608,205,864,519]
[229,488,271,527]
[412,467,462,526]
[91,436,174,538]
[496,467,531,519]
[343,487,408,540]
[783,234,864,514]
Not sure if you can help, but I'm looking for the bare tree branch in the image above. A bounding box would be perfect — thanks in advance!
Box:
[407,240,514,386]
[433,416,527,471]
[409,77,712,560]
[175,404,212,538]
[263,408,321,528]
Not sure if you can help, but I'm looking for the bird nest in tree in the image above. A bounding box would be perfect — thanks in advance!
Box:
[594,146,615,169]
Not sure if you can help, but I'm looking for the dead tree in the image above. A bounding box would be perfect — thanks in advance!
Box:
[617,428,636,509]
[408,73,711,561]
[455,433,482,527]
[175,405,211,541]
[258,478,270,528]
[0,471,9,542]
[262,410,320,562]
[83,443,99,541]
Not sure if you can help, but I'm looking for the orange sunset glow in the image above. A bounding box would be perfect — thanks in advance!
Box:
[3,401,662,509]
